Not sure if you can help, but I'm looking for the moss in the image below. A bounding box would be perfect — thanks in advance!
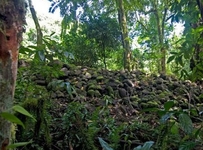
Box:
[107,86,114,97]
[158,91,170,99]
[130,95,139,101]
[22,98,38,110]
[140,102,149,109]
[96,75,104,81]
[88,84,102,90]
[94,90,101,97]
[147,101,160,108]
[87,90,95,97]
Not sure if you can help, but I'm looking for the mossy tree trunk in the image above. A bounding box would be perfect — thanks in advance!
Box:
[0,0,26,144]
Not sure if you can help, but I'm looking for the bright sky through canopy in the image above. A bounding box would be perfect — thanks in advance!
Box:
[32,0,60,18]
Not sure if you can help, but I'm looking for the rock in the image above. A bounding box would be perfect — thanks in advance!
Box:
[123,79,135,87]
[35,80,47,86]
[84,72,92,79]
[118,88,127,98]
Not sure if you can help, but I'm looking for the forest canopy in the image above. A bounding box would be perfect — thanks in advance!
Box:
[20,0,203,82]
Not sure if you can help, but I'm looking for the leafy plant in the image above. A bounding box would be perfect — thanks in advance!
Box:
[144,100,202,149]
[98,137,113,150]
[0,105,36,129]
[133,141,154,150]
[98,137,154,150]
[0,105,35,149]
[61,102,97,150]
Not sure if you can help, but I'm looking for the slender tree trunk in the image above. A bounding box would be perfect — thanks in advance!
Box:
[116,0,131,71]
[153,0,167,74]
[0,0,26,144]
[28,0,43,47]
[193,0,203,66]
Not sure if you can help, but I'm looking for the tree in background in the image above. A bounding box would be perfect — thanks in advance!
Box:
[0,0,26,144]
[49,0,133,70]
[168,0,203,80]
[129,0,172,74]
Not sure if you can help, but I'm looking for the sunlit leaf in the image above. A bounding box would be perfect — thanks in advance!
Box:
[7,141,33,148]
[0,112,25,128]
[170,122,179,134]
[12,105,36,121]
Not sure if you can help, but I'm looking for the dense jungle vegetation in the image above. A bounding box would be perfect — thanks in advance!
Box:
[1,0,203,150]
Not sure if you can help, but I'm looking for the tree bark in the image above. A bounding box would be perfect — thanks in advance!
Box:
[153,0,167,74]
[28,0,43,47]
[116,0,131,70]
[0,0,26,144]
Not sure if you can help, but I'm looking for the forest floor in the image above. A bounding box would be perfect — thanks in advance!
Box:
[16,62,203,150]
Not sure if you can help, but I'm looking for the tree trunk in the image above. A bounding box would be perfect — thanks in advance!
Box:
[116,0,131,70]
[28,0,43,47]
[153,0,167,74]
[0,0,26,144]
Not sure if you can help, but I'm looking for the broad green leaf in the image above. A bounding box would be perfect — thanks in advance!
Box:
[98,137,113,150]
[134,141,154,150]
[7,141,32,148]
[170,51,179,55]
[0,112,25,128]
[167,55,175,63]
[178,113,193,134]
[164,101,174,111]
[28,45,39,50]
[178,141,196,150]
[175,56,184,66]
[12,105,36,121]
[157,110,167,117]
[20,46,33,54]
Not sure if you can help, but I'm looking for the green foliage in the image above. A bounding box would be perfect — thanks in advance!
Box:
[98,137,113,150]
[167,0,203,81]
[61,13,122,69]
[144,100,201,149]
[61,102,97,150]
[98,137,154,150]
[62,29,98,67]
[0,105,35,149]
[12,105,36,121]
[134,141,154,150]
[0,112,25,128]
[13,0,203,149]
[0,105,36,129]
[7,141,33,149]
